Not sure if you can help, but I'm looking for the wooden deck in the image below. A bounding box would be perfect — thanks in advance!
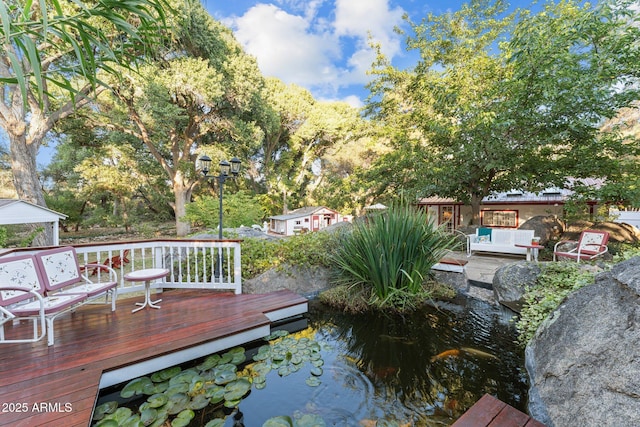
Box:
[0,289,308,427]
[452,394,546,427]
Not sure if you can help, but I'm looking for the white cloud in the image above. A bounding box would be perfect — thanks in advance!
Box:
[226,1,406,100]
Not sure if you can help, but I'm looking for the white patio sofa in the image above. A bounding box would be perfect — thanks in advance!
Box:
[467,228,536,257]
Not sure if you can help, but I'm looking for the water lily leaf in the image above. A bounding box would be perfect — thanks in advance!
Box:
[147,393,168,408]
[278,365,291,377]
[150,381,170,394]
[140,408,158,425]
[167,393,190,415]
[310,367,323,376]
[291,355,303,365]
[218,353,233,364]
[254,381,267,390]
[215,363,238,373]
[251,362,272,376]
[188,394,210,410]
[264,330,289,341]
[189,376,205,393]
[93,401,118,420]
[305,376,322,387]
[121,377,152,398]
[120,414,142,427]
[294,413,326,427]
[94,420,118,427]
[169,369,198,386]
[311,359,324,367]
[262,415,293,427]
[197,354,221,371]
[204,420,226,427]
[223,397,242,408]
[164,384,189,396]
[208,387,226,404]
[172,409,195,426]
[224,378,251,401]
[214,370,237,385]
[151,366,181,383]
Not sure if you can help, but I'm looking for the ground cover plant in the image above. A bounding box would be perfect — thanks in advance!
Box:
[515,262,595,347]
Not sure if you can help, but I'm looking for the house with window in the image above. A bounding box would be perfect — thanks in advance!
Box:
[268,206,345,236]
[418,180,601,232]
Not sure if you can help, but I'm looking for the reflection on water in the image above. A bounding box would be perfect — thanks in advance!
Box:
[225,297,528,426]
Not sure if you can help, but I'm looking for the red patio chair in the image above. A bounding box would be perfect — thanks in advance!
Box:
[553,230,609,263]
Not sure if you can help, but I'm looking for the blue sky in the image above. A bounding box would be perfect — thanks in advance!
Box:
[203,0,535,107]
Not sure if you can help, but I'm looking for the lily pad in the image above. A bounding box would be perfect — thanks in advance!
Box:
[147,393,169,408]
[171,409,195,427]
[310,367,323,376]
[294,414,326,427]
[214,369,237,385]
[205,419,226,427]
[120,414,143,427]
[93,401,118,420]
[223,378,251,401]
[167,393,190,415]
[188,393,210,410]
[305,376,322,387]
[140,408,158,425]
[121,377,153,398]
[151,366,181,383]
[94,420,119,427]
[196,354,221,371]
[169,369,198,386]
[262,415,293,427]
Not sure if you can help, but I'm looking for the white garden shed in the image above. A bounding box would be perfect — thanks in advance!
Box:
[0,199,67,246]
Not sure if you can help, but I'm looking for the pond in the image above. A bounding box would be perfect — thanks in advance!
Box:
[94,297,528,426]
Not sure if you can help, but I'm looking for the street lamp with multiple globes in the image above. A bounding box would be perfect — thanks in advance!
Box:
[197,155,242,239]
[198,155,241,278]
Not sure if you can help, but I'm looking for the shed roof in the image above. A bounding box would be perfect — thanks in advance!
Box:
[0,199,67,225]
[269,206,338,221]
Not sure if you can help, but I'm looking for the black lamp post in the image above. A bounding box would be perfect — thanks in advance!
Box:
[198,155,241,277]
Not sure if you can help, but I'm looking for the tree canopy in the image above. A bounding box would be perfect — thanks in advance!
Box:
[365,0,640,222]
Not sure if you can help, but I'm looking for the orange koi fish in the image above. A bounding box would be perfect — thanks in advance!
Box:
[430,349,461,362]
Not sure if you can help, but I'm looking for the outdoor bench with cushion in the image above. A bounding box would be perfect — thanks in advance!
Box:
[0,247,118,346]
[467,227,536,257]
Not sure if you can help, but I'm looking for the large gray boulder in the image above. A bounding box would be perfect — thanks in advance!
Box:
[492,261,542,313]
[519,215,564,245]
[526,257,640,426]
[243,265,332,297]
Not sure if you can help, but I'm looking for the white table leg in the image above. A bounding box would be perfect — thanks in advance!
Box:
[132,280,162,312]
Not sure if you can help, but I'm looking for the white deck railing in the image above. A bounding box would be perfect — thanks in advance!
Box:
[1,239,243,295]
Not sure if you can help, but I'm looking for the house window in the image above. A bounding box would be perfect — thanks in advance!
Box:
[481,210,518,227]
[295,220,301,225]
[304,218,309,223]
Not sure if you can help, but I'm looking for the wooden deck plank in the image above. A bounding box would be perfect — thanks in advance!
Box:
[452,394,546,427]
[0,289,307,427]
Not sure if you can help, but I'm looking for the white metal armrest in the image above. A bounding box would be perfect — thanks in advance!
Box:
[80,263,118,283]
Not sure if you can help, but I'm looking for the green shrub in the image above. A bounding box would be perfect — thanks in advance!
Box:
[0,227,6,248]
[516,262,595,347]
[329,204,456,309]
[241,231,341,279]
[184,191,265,230]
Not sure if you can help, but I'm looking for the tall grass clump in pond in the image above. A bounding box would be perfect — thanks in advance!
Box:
[328,204,456,311]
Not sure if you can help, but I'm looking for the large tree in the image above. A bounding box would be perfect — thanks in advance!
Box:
[0,0,167,245]
[365,0,640,223]
[258,77,365,214]
[85,0,266,236]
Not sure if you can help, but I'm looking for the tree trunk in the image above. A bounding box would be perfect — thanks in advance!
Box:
[173,173,192,237]
[9,132,53,246]
[470,194,483,226]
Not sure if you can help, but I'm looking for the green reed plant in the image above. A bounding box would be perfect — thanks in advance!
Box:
[330,204,456,305]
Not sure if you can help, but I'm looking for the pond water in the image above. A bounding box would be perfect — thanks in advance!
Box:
[95,297,528,426]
